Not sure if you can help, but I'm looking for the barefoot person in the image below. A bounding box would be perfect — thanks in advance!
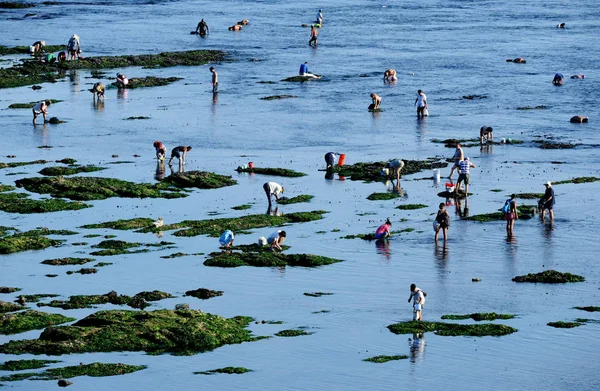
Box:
[209,67,218,93]
[324,152,340,169]
[383,68,397,82]
[480,126,493,144]
[309,25,318,47]
[219,230,234,248]
[168,146,192,166]
[540,181,555,221]
[153,141,167,161]
[408,284,426,321]
[116,73,129,88]
[503,194,518,236]
[375,218,392,240]
[67,34,80,60]
[316,8,323,24]
[30,40,45,55]
[448,143,463,178]
[414,89,427,118]
[386,159,405,183]
[434,203,449,242]
[456,157,476,194]
[32,100,51,124]
[299,62,311,76]
[195,19,209,36]
[90,82,105,101]
[263,181,284,208]
[369,93,381,110]
[267,230,286,251]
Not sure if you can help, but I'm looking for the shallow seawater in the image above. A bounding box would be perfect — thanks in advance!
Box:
[1,0,599,390]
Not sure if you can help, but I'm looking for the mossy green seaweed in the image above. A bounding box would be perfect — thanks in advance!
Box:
[367,192,400,201]
[0,310,75,335]
[0,192,90,214]
[0,359,60,371]
[194,366,251,375]
[112,76,182,89]
[387,321,517,337]
[396,204,427,210]
[512,270,585,283]
[547,321,583,328]
[277,195,313,204]
[41,257,95,266]
[81,218,154,230]
[275,329,312,337]
[236,167,306,177]
[441,313,515,321]
[7,99,62,109]
[0,363,145,382]
[185,288,223,300]
[38,165,105,176]
[204,251,342,268]
[574,306,600,312]
[0,231,64,254]
[553,177,599,185]
[331,159,447,182]
[162,170,237,189]
[363,355,408,363]
[0,301,23,314]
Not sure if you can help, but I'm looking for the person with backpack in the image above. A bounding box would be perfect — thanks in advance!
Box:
[503,194,518,237]
[408,283,426,321]
[434,202,450,242]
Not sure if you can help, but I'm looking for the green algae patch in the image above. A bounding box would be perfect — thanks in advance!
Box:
[195,366,251,375]
[0,309,258,355]
[0,301,23,314]
[574,306,600,312]
[41,257,95,266]
[275,329,312,337]
[0,363,146,382]
[0,311,75,335]
[512,270,584,283]
[547,321,583,329]
[516,105,547,110]
[81,218,154,230]
[113,76,182,89]
[363,355,408,363]
[0,360,60,371]
[0,160,50,169]
[0,45,65,55]
[38,165,105,176]
[277,195,313,204]
[163,170,237,189]
[396,204,427,210]
[0,192,90,214]
[341,230,407,240]
[441,313,515,321]
[204,251,342,268]
[331,159,447,182]
[66,268,97,275]
[515,193,544,199]
[148,210,327,237]
[89,240,173,256]
[7,99,62,109]
[260,95,297,100]
[0,231,64,254]
[536,141,579,149]
[303,292,333,297]
[236,167,306,177]
[94,262,112,267]
[15,176,187,201]
[160,252,203,259]
[0,287,20,294]
[125,116,150,120]
[465,205,536,222]
[232,204,251,210]
[16,294,58,303]
[367,192,400,201]
[281,76,320,82]
[553,177,599,185]
[39,290,172,310]
[387,321,516,337]
[185,288,223,300]
[0,185,15,192]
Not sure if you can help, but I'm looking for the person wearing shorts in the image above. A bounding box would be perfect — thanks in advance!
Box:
[456,157,476,194]
[480,126,493,143]
[414,89,427,118]
[434,203,449,242]
[448,143,463,178]
[263,182,284,207]
[267,230,286,251]
[168,146,192,166]
[386,159,405,183]
[408,284,425,321]
[32,100,51,124]
[541,181,555,221]
[504,194,518,237]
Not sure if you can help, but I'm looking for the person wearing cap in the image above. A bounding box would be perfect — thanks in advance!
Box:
[153,141,166,161]
[316,9,323,24]
[386,159,405,183]
[408,283,426,321]
[540,181,555,221]
[116,73,129,88]
[374,219,392,240]
[480,126,493,144]
[309,25,319,47]
[31,40,45,55]
[263,182,284,207]
[455,157,476,194]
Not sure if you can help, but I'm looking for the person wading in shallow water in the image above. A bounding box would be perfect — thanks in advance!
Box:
[408,284,426,321]
[309,25,318,47]
[503,194,518,237]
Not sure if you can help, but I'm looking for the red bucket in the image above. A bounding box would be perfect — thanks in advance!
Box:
[338,154,346,167]
[248,162,254,169]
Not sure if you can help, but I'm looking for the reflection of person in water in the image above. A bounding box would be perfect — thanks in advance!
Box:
[155,160,165,181]
[375,238,391,260]
[409,333,425,363]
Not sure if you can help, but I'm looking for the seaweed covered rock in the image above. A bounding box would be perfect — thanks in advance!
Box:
[387,320,517,337]
[112,76,182,89]
[185,288,223,300]
[547,321,583,328]
[0,192,90,214]
[0,287,20,294]
[553,177,599,185]
[260,95,297,100]
[89,240,173,256]
[8,99,62,109]
[41,257,95,266]
[0,230,64,254]
[0,301,23,314]
[0,310,75,335]
[367,192,401,201]
[363,355,408,363]
[194,367,252,375]
[81,218,154,230]
[331,159,447,182]
[441,313,515,321]
[0,359,60,371]
[0,362,146,382]
[275,329,312,337]
[276,195,313,204]
[574,306,600,312]
[15,176,187,201]
[0,159,49,169]
[512,270,585,283]
[465,205,536,222]
[281,76,321,82]
[235,167,306,177]
[39,290,172,310]
[163,170,237,189]
[204,250,342,268]
[38,166,105,176]
[0,309,257,355]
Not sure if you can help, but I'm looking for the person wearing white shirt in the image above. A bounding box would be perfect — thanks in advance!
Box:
[414,89,428,118]
[263,182,284,207]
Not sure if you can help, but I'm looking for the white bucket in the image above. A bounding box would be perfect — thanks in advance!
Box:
[433,169,440,180]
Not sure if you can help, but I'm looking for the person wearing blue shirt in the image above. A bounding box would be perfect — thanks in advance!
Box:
[316,9,323,24]
[299,62,309,75]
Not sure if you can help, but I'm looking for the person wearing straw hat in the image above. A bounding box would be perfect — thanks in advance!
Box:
[540,181,555,221]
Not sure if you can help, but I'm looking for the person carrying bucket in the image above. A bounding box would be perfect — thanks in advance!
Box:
[324,152,344,169]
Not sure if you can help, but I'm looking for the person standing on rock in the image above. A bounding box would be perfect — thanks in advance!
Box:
[408,283,426,321]
[168,146,192,166]
[448,143,463,178]
[456,157,476,195]
[369,93,381,110]
[263,181,284,208]
[219,230,234,248]
[309,25,319,47]
[32,100,51,124]
[210,67,218,93]
[414,89,427,118]
[540,181,555,221]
